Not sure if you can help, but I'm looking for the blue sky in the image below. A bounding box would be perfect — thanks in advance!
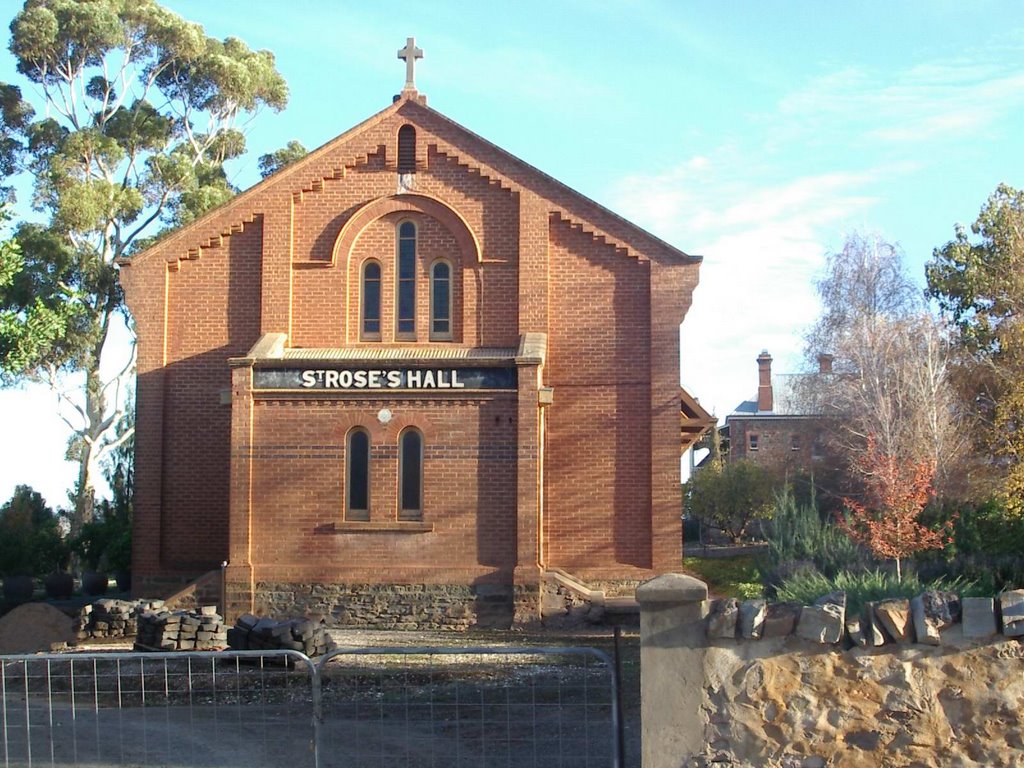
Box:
[2,0,1023,507]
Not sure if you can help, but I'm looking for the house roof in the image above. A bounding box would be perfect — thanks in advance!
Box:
[121,92,700,270]
[729,374,822,418]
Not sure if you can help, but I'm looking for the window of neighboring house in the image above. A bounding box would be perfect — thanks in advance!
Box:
[430,259,452,340]
[397,125,416,174]
[361,260,382,340]
[748,433,760,451]
[812,433,825,460]
[396,221,416,337]
[790,433,801,451]
[398,428,423,520]
[346,428,370,521]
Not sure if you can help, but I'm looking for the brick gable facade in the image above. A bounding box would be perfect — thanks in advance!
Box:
[120,91,700,627]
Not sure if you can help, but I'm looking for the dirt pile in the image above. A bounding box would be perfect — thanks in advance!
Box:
[0,603,75,654]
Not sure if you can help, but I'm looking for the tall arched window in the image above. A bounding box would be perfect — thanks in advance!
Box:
[396,221,416,338]
[346,428,370,521]
[430,260,452,340]
[397,125,416,174]
[361,260,381,340]
[398,428,423,520]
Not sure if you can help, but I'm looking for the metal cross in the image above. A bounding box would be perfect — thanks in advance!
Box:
[397,37,423,91]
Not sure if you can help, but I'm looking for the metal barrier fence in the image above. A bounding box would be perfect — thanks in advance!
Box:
[2,646,620,768]
[0,650,318,768]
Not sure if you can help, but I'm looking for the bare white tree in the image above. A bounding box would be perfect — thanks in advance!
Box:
[801,233,966,491]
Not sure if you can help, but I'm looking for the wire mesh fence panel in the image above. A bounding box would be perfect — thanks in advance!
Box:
[315,647,619,768]
[0,651,317,768]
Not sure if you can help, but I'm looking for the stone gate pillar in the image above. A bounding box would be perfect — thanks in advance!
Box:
[635,573,709,768]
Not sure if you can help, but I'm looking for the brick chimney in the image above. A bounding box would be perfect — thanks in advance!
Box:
[757,350,773,412]
[817,353,834,374]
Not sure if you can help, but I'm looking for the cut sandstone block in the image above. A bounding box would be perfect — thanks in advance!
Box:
[863,602,888,646]
[739,600,766,639]
[911,596,940,645]
[797,603,844,644]
[761,603,800,638]
[874,599,913,644]
[962,597,997,639]
[707,598,739,639]
[999,590,1024,637]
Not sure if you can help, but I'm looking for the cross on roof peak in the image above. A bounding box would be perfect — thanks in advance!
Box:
[397,37,423,93]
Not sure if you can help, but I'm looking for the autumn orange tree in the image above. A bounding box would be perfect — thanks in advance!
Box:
[838,436,953,581]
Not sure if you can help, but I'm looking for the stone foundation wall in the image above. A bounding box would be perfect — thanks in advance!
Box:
[253,582,524,630]
[134,570,222,612]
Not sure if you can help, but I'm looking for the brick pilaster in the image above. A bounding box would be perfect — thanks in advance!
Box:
[260,203,290,335]
[514,357,543,624]
[226,363,255,619]
[518,190,549,334]
[650,260,695,571]
[124,259,167,591]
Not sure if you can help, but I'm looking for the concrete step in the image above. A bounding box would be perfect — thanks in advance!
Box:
[603,596,639,614]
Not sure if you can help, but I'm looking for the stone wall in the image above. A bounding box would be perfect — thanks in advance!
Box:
[253,582,521,630]
[698,629,1024,768]
[636,574,1024,768]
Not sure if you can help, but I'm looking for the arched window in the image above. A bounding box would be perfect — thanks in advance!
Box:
[430,260,452,340]
[398,428,423,520]
[396,221,416,337]
[346,428,370,521]
[361,260,381,340]
[397,125,416,174]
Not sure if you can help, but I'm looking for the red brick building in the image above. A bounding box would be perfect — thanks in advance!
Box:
[120,55,700,627]
[725,351,835,471]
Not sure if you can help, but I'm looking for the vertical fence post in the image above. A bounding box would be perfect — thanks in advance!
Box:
[612,627,626,768]
[635,574,709,768]
[309,661,322,768]
[220,561,228,618]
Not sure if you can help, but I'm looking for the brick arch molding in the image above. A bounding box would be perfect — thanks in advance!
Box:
[332,193,482,269]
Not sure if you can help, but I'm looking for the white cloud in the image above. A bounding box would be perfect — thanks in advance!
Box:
[612,156,882,420]
[777,57,1024,146]
[610,38,1024,424]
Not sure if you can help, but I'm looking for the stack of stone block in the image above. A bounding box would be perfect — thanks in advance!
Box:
[134,606,227,651]
[74,599,163,642]
[226,614,336,657]
[706,588,1024,647]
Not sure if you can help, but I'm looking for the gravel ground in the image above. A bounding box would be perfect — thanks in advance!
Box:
[4,625,641,768]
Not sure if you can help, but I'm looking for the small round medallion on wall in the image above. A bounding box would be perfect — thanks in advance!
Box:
[377,408,393,425]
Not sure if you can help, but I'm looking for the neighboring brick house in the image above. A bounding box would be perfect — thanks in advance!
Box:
[119,52,701,627]
[724,351,835,473]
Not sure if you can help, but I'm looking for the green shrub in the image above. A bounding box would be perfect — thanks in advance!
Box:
[74,446,133,573]
[682,555,765,600]
[762,485,864,579]
[915,497,1024,592]
[684,459,775,542]
[919,554,1024,596]
[775,568,982,616]
[951,498,1024,557]
[0,485,67,576]
[73,512,131,572]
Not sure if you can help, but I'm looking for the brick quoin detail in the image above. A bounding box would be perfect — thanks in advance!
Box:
[120,91,700,626]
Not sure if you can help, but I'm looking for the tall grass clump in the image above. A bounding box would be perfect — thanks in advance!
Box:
[775,569,982,616]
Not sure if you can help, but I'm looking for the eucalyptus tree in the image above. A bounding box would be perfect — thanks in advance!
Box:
[258,139,306,178]
[928,184,1024,512]
[0,0,288,532]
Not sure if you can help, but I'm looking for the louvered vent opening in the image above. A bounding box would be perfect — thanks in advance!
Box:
[397,125,416,174]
